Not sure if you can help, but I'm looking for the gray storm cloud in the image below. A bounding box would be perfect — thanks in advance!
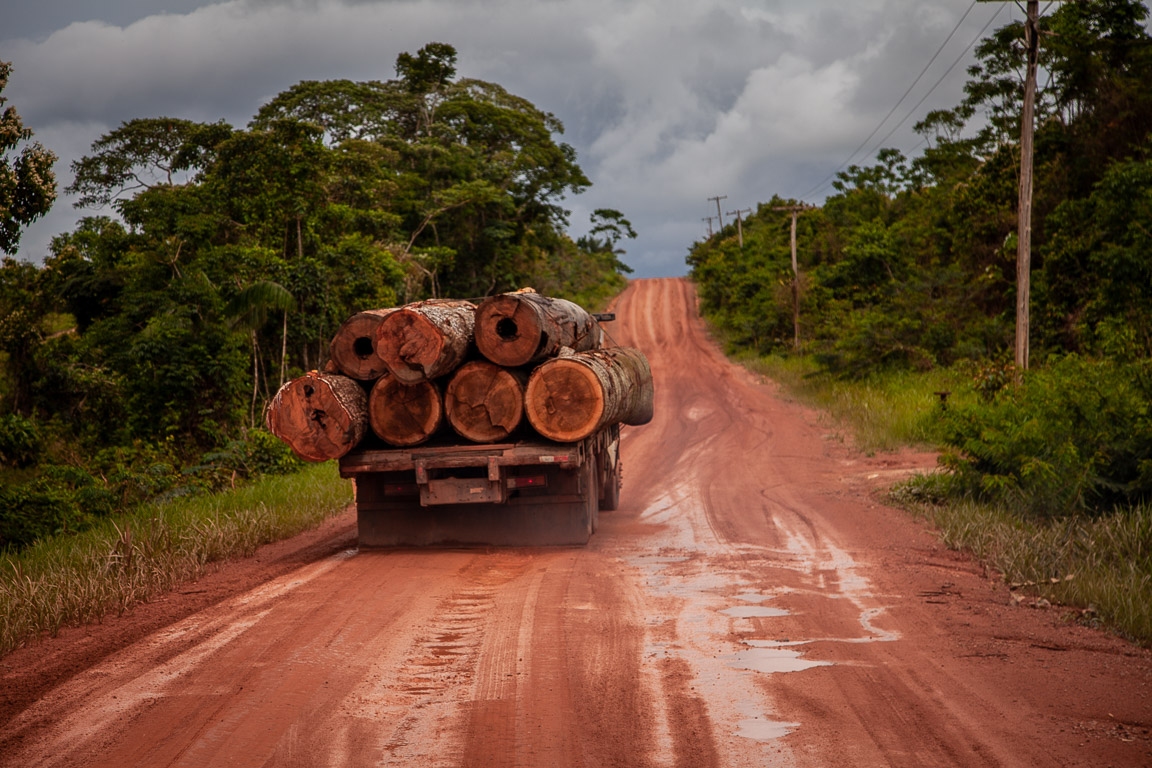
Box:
[3,0,1001,276]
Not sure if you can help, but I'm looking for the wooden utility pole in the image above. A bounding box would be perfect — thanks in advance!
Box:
[1016,0,1039,375]
[708,195,728,229]
[773,205,815,349]
[978,0,1051,375]
[727,208,752,248]
[702,216,716,238]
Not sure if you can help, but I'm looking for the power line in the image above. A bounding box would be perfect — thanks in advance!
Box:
[797,1,1003,201]
[856,4,1005,166]
[797,0,980,202]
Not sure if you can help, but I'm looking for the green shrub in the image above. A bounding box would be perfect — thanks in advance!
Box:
[939,355,1152,516]
[0,413,41,468]
[195,428,303,481]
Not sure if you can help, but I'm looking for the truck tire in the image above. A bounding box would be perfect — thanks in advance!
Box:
[600,452,621,512]
[582,454,599,535]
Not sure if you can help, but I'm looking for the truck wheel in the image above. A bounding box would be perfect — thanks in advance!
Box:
[600,453,621,512]
[585,457,600,534]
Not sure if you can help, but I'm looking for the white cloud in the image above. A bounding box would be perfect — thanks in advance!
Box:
[3,0,1009,276]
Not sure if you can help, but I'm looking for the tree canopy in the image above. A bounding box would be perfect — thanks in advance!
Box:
[690,0,1152,376]
[0,61,57,255]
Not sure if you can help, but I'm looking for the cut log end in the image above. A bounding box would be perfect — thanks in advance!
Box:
[475,292,600,367]
[524,360,604,442]
[475,294,546,367]
[524,347,652,443]
[377,310,447,383]
[375,300,475,383]
[329,309,396,380]
[446,360,526,443]
[369,375,444,447]
[266,372,368,461]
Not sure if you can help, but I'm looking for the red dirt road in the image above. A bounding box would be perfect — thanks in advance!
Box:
[2,277,1150,767]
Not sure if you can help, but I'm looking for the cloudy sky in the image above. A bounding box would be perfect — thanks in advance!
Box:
[3,0,1024,277]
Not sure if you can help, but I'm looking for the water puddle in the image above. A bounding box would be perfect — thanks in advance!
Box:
[736,717,801,742]
[622,507,898,757]
[720,605,790,618]
[724,645,833,675]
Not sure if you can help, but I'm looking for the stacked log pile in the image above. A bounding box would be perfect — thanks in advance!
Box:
[267,291,653,461]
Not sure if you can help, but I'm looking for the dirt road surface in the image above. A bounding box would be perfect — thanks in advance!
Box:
[2,277,1150,767]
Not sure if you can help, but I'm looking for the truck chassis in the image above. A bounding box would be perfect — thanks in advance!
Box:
[338,424,621,546]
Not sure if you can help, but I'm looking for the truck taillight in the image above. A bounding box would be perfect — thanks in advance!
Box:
[507,475,547,489]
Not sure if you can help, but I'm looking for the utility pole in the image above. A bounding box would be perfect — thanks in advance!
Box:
[708,195,728,230]
[702,216,716,238]
[1016,0,1039,376]
[979,0,1051,376]
[773,204,816,350]
[727,208,752,248]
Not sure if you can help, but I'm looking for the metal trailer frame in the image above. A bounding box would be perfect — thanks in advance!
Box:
[338,424,621,546]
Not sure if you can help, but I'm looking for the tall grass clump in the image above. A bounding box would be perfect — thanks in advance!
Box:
[0,461,351,656]
[739,351,972,453]
[895,479,1152,645]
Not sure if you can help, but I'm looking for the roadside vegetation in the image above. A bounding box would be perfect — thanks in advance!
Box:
[732,349,973,453]
[0,461,350,656]
[690,1,1152,645]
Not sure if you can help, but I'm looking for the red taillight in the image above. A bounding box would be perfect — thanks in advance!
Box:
[507,475,547,489]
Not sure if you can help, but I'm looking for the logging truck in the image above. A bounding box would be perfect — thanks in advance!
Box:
[267,292,652,547]
[336,422,621,546]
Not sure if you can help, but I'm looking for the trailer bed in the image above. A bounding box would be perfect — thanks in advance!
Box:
[339,428,619,547]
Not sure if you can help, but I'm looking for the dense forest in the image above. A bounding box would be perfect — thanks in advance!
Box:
[0,43,634,548]
[689,1,1152,515]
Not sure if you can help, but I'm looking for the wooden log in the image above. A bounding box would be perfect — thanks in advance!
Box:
[375,299,476,384]
[368,373,444,447]
[475,291,601,367]
[445,360,527,443]
[328,308,397,380]
[524,347,654,443]
[265,372,368,461]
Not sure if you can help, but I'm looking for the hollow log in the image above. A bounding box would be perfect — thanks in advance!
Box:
[368,373,444,447]
[328,308,398,380]
[475,291,601,367]
[265,372,368,461]
[445,360,527,443]
[524,347,654,443]
[375,299,476,384]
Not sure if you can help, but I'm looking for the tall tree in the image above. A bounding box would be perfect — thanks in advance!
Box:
[0,61,57,254]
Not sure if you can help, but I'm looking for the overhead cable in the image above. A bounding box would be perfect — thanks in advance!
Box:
[797,1,1005,200]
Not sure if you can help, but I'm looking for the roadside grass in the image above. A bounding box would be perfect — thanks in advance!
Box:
[893,483,1152,645]
[721,344,1152,646]
[735,351,973,453]
[0,461,352,657]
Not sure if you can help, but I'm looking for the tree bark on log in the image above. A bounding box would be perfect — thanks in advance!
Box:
[328,308,398,380]
[445,360,527,443]
[375,299,476,384]
[524,347,654,443]
[368,373,444,447]
[475,291,601,367]
[265,372,368,461]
